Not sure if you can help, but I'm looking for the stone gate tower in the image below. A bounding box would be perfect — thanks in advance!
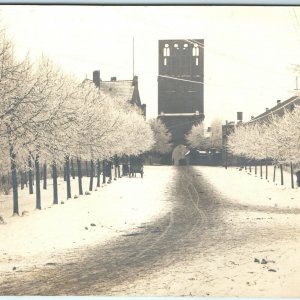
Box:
[158,39,205,148]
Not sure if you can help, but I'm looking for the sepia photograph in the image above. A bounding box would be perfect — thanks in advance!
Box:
[0,3,300,296]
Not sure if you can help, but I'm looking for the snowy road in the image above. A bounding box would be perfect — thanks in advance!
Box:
[1,166,300,296]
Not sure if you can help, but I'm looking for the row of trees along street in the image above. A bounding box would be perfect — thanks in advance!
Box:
[0,28,155,216]
[227,106,300,188]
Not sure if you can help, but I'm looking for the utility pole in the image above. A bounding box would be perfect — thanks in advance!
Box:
[133,37,135,78]
[292,64,300,94]
[225,120,228,169]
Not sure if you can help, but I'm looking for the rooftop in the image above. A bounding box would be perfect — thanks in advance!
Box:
[248,95,300,124]
[82,78,139,105]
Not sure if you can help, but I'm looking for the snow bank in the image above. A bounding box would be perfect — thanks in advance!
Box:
[195,166,300,209]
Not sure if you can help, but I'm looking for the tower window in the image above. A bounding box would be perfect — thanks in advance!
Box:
[193,44,200,56]
[163,44,170,56]
[174,43,178,47]
[164,58,167,66]
[184,43,188,47]
[196,57,199,65]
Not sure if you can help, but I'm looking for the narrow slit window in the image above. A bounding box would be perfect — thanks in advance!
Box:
[163,44,170,57]
[193,45,200,56]
[164,58,167,66]
[196,58,199,65]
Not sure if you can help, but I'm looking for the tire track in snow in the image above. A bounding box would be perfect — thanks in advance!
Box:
[0,166,224,295]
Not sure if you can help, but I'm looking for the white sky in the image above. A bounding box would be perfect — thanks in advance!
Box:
[1,5,300,125]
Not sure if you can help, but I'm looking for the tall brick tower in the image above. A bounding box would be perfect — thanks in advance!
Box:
[158,39,205,147]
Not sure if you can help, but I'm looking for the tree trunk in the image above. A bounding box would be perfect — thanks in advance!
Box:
[255,164,257,176]
[86,160,89,177]
[43,162,47,190]
[24,172,28,187]
[265,163,268,180]
[118,165,121,178]
[28,157,33,194]
[291,162,294,189]
[102,161,106,184]
[109,161,112,181]
[273,165,276,182]
[97,159,101,187]
[280,164,284,185]
[249,165,252,173]
[114,163,117,179]
[10,146,19,215]
[52,161,58,205]
[64,165,67,181]
[260,162,262,178]
[20,171,24,190]
[65,156,71,199]
[35,154,41,210]
[77,158,83,195]
[89,160,94,192]
[71,158,75,179]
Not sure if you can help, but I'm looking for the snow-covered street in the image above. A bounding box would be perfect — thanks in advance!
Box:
[0,166,174,274]
[1,165,300,296]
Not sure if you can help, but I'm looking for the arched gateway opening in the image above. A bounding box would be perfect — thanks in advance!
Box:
[172,144,189,165]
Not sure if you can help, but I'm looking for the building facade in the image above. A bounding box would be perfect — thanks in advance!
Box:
[84,70,146,116]
[157,39,205,147]
[221,96,300,167]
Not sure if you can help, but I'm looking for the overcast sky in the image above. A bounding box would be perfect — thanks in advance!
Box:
[1,5,300,125]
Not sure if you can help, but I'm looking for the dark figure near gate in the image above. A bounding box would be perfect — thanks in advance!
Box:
[104,161,112,182]
[122,163,129,176]
[129,155,144,178]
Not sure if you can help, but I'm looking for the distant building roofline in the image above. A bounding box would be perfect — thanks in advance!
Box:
[247,95,300,124]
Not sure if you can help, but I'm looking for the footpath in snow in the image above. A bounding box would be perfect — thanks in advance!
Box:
[195,165,300,210]
[0,166,174,273]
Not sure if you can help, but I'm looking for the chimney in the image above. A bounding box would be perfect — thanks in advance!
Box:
[133,75,138,86]
[237,111,243,121]
[141,104,146,117]
[111,77,117,81]
[93,70,100,88]
[277,100,281,104]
